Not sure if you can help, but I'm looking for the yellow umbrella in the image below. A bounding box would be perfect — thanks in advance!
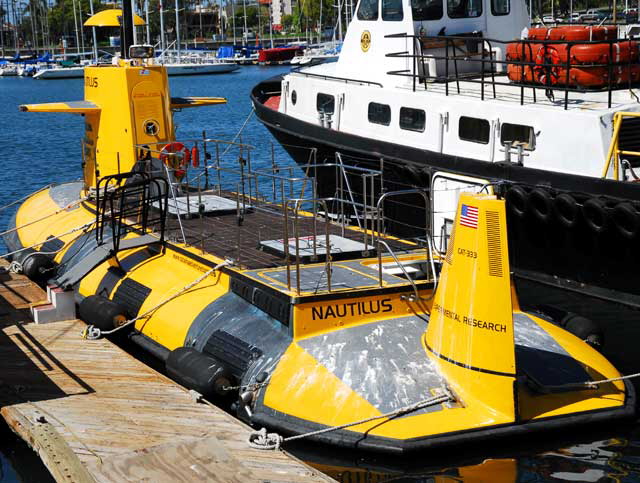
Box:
[84,9,146,27]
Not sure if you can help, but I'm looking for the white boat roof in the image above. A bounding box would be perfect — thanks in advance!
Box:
[291,62,640,114]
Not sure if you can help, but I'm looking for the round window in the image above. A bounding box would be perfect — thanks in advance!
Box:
[291,90,297,105]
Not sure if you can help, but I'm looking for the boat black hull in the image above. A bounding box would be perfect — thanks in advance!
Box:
[252,77,640,306]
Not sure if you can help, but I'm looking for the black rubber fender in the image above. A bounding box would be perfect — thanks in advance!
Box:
[166,347,234,398]
[582,198,609,233]
[612,202,640,239]
[561,313,604,350]
[78,295,128,331]
[553,193,579,228]
[505,185,529,218]
[529,188,553,223]
[21,253,56,282]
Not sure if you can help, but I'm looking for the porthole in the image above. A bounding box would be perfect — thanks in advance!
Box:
[291,90,297,105]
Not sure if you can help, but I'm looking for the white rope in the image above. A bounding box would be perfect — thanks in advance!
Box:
[248,391,453,450]
[0,197,89,238]
[219,107,255,158]
[0,184,53,214]
[0,221,95,260]
[82,260,232,340]
[584,372,640,388]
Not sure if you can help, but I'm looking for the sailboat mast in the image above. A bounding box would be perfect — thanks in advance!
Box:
[160,0,166,60]
[78,0,85,56]
[268,1,273,48]
[29,0,37,53]
[337,0,343,41]
[72,0,80,54]
[174,0,180,61]
[145,0,150,43]
[89,0,98,62]
[242,0,247,45]
[232,0,236,45]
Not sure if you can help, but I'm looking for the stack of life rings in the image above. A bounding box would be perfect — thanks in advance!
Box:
[506,25,640,88]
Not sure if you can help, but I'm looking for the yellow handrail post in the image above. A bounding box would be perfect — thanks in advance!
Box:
[602,113,623,180]
[602,111,640,181]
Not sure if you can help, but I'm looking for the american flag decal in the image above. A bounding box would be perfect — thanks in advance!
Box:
[460,204,479,229]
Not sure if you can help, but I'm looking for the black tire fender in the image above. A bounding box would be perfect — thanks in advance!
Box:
[505,185,529,218]
[529,188,554,223]
[612,202,639,239]
[553,193,579,228]
[79,295,128,332]
[582,198,609,233]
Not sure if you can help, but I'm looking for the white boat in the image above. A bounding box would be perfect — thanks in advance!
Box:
[33,66,85,79]
[252,0,640,305]
[164,61,239,75]
[0,65,18,76]
[290,42,342,66]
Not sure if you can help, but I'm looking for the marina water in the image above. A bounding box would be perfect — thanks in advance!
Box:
[2,67,640,482]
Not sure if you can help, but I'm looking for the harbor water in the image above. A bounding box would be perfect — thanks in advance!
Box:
[2,67,640,482]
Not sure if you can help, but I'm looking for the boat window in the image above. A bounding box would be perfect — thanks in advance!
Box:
[459,116,490,144]
[383,0,404,20]
[501,123,535,150]
[357,0,379,20]
[411,0,444,20]
[448,0,482,18]
[317,93,335,114]
[399,107,426,132]
[368,102,391,126]
[291,90,297,105]
[491,0,509,15]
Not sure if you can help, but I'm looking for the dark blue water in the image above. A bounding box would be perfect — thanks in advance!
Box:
[2,68,640,482]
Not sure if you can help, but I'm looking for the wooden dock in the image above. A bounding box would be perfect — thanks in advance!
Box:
[0,261,334,482]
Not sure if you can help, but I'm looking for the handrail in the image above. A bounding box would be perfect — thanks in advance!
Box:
[289,68,384,88]
[375,189,436,288]
[386,32,640,110]
[602,111,640,180]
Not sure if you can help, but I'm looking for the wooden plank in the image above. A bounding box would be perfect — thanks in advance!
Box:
[86,435,255,483]
[0,312,334,482]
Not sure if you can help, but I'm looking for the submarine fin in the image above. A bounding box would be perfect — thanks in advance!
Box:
[425,193,517,420]
[19,101,101,114]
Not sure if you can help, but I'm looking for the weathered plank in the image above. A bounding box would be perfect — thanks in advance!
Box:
[0,267,334,483]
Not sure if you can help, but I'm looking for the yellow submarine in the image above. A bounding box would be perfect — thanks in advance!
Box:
[2,5,635,455]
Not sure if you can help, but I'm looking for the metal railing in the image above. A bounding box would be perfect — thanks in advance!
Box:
[602,110,640,179]
[386,33,640,109]
[129,139,438,294]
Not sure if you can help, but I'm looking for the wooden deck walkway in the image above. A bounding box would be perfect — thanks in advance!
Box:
[0,261,334,483]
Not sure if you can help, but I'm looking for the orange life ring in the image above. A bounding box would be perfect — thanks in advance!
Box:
[533,45,563,85]
[527,25,617,42]
[160,142,190,170]
[570,41,639,65]
[506,42,538,61]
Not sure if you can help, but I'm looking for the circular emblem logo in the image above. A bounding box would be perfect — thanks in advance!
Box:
[361,31,371,52]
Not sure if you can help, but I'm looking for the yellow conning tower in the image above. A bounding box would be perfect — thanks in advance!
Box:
[18,10,225,190]
[82,63,174,186]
